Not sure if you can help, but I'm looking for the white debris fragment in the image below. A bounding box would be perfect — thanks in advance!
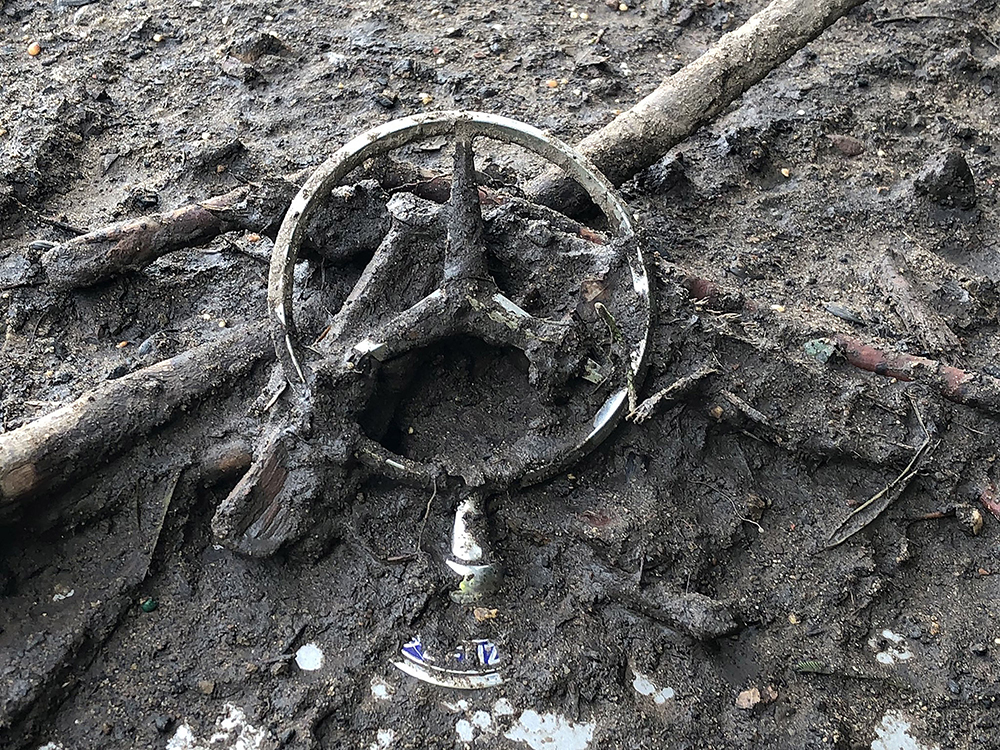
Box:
[870,630,914,666]
[631,670,676,705]
[369,728,395,750]
[167,704,267,750]
[871,711,940,750]
[882,629,905,644]
[471,710,492,729]
[51,588,75,602]
[504,710,595,750]
[456,719,474,742]
[167,723,197,750]
[370,676,393,701]
[492,698,515,716]
[294,643,324,671]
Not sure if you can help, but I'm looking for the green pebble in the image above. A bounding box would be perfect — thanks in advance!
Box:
[140,597,158,613]
[803,338,836,364]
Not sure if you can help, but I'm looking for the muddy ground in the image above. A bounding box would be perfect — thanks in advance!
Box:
[3,0,1000,747]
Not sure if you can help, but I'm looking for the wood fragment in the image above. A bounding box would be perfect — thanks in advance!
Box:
[0,322,272,513]
[876,247,961,354]
[980,484,1000,521]
[720,390,772,427]
[529,0,867,214]
[211,428,299,557]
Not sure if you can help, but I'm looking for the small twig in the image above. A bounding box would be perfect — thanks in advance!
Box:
[416,477,437,553]
[720,390,772,428]
[262,381,287,412]
[629,360,719,423]
[690,479,765,534]
[876,246,960,354]
[38,215,89,235]
[872,13,960,26]
[383,478,438,564]
[14,198,90,235]
[825,403,934,548]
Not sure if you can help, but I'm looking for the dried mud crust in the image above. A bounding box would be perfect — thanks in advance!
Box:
[2,1,1000,749]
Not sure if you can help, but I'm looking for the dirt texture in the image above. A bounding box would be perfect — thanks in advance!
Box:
[2,0,1000,749]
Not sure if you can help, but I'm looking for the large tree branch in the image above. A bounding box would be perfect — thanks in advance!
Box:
[41,179,298,290]
[528,0,867,214]
[0,322,272,515]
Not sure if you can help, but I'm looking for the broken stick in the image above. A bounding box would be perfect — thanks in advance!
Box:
[530,0,868,214]
[833,334,1000,415]
[37,162,435,290]
[826,406,933,548]
[41,179,298,290]
[0,322,272,513]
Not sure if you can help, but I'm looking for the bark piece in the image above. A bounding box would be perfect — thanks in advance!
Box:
[876,247,961,354]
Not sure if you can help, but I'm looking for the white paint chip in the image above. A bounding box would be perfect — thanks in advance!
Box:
[871,711,939,750]
[370,676,393,701]
[471,710,492,729]
[492,698,515,716]
[504,710,595,750]
[167,704,266,750]
[631,670,675,705]
[882,629,905,644]
[456,719,474,742]
[294,643,324,671]
[871,630,914,666]
[369,728,395,750]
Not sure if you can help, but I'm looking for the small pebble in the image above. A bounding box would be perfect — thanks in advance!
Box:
[27,41,41,56]
[197,679,215,695]
[473,607,498,622]
[153,715,173,733]
[956,505,984,536]
[545,79,559,88]
[153,33,164,43]
[618,2,629,10]
[418,92,433,105]
[781,168,791,178]
[971,642,988,656]
[116,340,129,349]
